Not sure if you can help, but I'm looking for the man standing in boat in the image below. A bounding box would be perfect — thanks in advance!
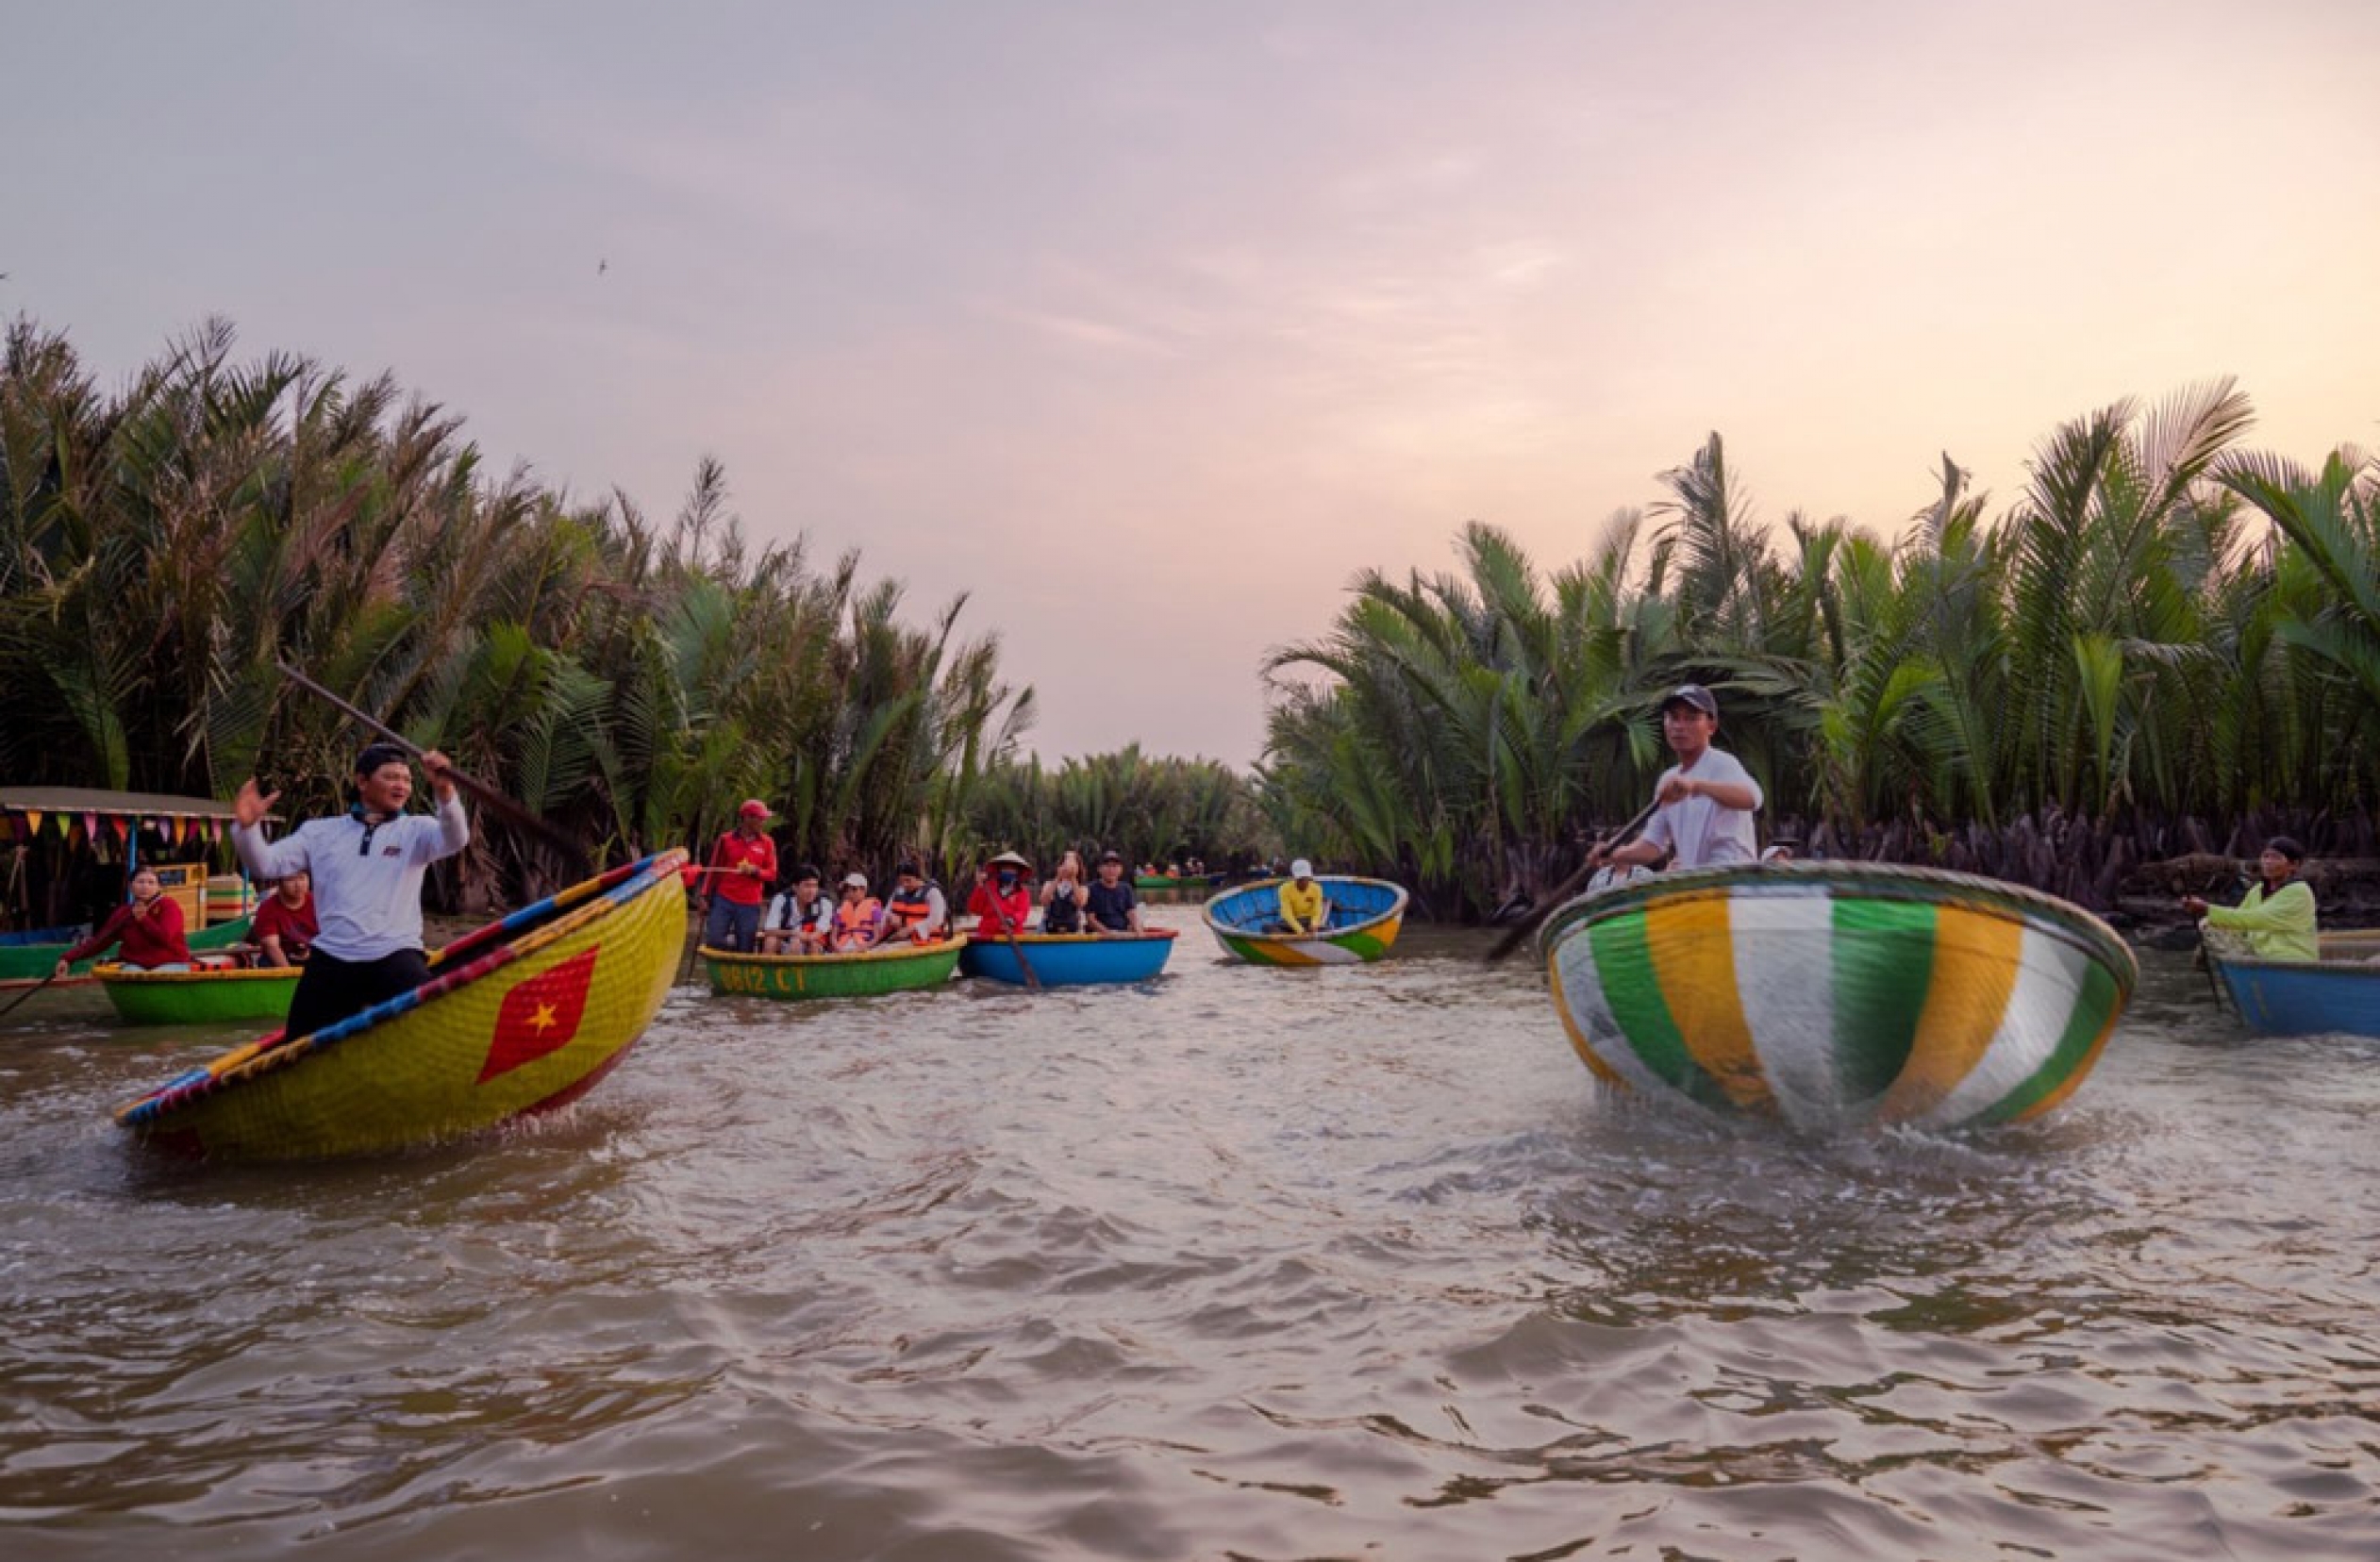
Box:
[230,741,469,1039]
[1588,684,1763,874]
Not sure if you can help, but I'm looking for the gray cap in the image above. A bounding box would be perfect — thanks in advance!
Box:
[1660,683,1718,718]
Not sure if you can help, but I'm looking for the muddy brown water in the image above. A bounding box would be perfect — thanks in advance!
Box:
[4,906,2375,1559]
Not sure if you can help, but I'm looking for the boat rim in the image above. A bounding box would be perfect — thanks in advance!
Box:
[1537,858,2138,993]
[95,963,299,984]
[701,938,965,966]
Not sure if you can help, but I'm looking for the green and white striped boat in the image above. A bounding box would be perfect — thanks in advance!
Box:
[1540,861,2137,1130]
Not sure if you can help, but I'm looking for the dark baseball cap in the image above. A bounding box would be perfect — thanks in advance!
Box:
[1660,684,1718,718]
[1098,849,1123,863]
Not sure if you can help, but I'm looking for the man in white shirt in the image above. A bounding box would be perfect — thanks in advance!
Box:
[760,864,836,955]
[1589,684,1764,873]
[232,741,471,1039]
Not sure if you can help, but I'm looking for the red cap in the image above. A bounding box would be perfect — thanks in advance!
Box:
[738,799,771,819]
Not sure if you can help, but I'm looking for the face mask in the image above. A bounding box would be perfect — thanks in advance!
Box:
[997,872,1018,889]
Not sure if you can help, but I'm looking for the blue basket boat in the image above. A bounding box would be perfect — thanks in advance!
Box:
[958,930,1179,987]
[2207,930,2380,1037]
[1202,876,1407,966]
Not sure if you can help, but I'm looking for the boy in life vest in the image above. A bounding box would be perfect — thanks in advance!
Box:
[880,861,950,943]
[831,872,885,952]
[760,863,834,955]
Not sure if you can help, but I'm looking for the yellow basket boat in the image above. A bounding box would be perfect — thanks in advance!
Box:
[113,850,688,1161]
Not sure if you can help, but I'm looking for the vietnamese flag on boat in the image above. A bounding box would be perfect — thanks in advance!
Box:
[477,946,601,1083]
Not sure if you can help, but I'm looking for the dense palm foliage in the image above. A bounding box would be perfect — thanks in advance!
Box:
[0,319,1033,907]
[1263,384,2380,917]
[960,745,1274,872]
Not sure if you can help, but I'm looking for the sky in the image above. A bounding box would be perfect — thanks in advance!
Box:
[7,0,2376,766]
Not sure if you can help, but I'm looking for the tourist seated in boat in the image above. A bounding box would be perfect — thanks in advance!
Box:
[251,870,319,967]
[831,872,885,952]
[231,740,469,1039]
[1086,850,1143,934]
[1275,859,1328,935]
[1041,850,1089,934]
[53,866,193,974]
[968,851,1034,939]
[760,864,834,955]
[2184,837,2319,963]
[1587,683,1764,875]
[699,799,778,953]
[881,862,950,944]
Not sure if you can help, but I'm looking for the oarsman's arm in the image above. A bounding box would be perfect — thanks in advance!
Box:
[1656,771,1761,811]
[230,778,308,881]
[2205,882,2317,937]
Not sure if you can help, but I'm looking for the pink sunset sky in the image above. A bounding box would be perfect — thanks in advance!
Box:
[8,1,2374,765]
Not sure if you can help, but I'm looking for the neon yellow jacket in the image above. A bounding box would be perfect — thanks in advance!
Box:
[1279,878,1325,934]
[2204,879,2318,963]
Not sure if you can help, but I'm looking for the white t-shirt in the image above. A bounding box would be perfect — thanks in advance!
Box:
[233,796,471,961]
[1640,746,1763,870]
[764,891,835,939]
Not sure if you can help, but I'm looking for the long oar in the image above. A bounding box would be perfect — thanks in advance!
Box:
[1485,797,1662,965]
[984,888,1041,990]
[274,660,590,875]
[0,969,63,1022]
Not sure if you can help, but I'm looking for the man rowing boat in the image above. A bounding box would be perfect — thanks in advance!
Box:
[230,741,470,1039]
[1587,683,1764,875]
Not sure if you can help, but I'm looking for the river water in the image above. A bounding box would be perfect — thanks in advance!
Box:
[4,905,2376,1560]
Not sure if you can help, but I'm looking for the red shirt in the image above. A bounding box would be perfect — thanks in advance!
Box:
[64,896,191,969]
[252,891,320,960]
[707,831,778,906]
[967,881,1032,939]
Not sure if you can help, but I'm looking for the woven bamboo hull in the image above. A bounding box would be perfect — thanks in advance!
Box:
[703,939,961,999]
[1541,862,2137,1130]
[1202,877,1407,967]
[112,852,687,1161]
[957,930,1179,986]
[0,915,254,989]
[99,964,299,1023]
[2210,932,2380,1037]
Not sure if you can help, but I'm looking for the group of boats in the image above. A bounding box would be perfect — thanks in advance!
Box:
[8,846,2372,1165]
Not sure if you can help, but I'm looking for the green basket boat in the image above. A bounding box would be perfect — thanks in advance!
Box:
[0,914,256,990]
[702,939,963,1000]
[97,962,300,1024]
[1540,861,2138,1131]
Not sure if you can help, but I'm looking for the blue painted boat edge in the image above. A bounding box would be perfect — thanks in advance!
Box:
[1199,877,1409,943]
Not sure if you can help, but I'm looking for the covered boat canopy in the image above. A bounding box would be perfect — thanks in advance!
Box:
[0,786,247,822]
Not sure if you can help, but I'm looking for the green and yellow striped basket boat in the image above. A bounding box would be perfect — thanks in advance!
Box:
[97,963,300,1024]
[1540,861,2137,1130]
[703,938,962,999]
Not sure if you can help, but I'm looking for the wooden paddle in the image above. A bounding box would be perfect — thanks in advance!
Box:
[0,969,63,1021]
[274,660,591,875]
[981,874,1041,990]
[1484,797,1663,965]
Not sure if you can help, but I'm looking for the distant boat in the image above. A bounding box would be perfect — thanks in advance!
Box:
[113,851,687,1161]
[702,939,961,1000]
[1540,861,2137,1130]
[1133,872,1220,890]
[2207,930,2380,1038]
[959,929,1179,987]
[1,916,254,990]
[1202,876,1407,966]
[98,962,299,1024]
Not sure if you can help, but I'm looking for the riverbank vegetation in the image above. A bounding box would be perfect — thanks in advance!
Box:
[1261,384,2380,920]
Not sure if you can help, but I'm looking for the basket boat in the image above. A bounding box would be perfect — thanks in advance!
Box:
[1540,861,2138,1130]
[1,915,254,990]
[702,938,962,999]
[98,962,299,1023]
[2207,930,2380,1038]
[112,851,687,1161]
[1133,873,1219,891]
[1202,877,1407,967]
[958,929,1179,987]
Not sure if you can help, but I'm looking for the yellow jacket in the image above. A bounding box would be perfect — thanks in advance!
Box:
[2204,879,2318,963]
[1279,877,1325,934]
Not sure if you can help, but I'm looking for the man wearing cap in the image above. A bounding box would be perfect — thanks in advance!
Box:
[968,851,1034,939]
[760,863,834,955]
[230,740,470,1039]
[1590,684,1764,874]
[1277,859,1327,935]
[700,800,778,953]
[881,861,950,944]
[1085,850,1144,935]
[2183,837,2319,962]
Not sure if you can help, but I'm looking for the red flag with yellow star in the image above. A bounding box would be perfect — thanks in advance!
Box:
[478,946,601,1084]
